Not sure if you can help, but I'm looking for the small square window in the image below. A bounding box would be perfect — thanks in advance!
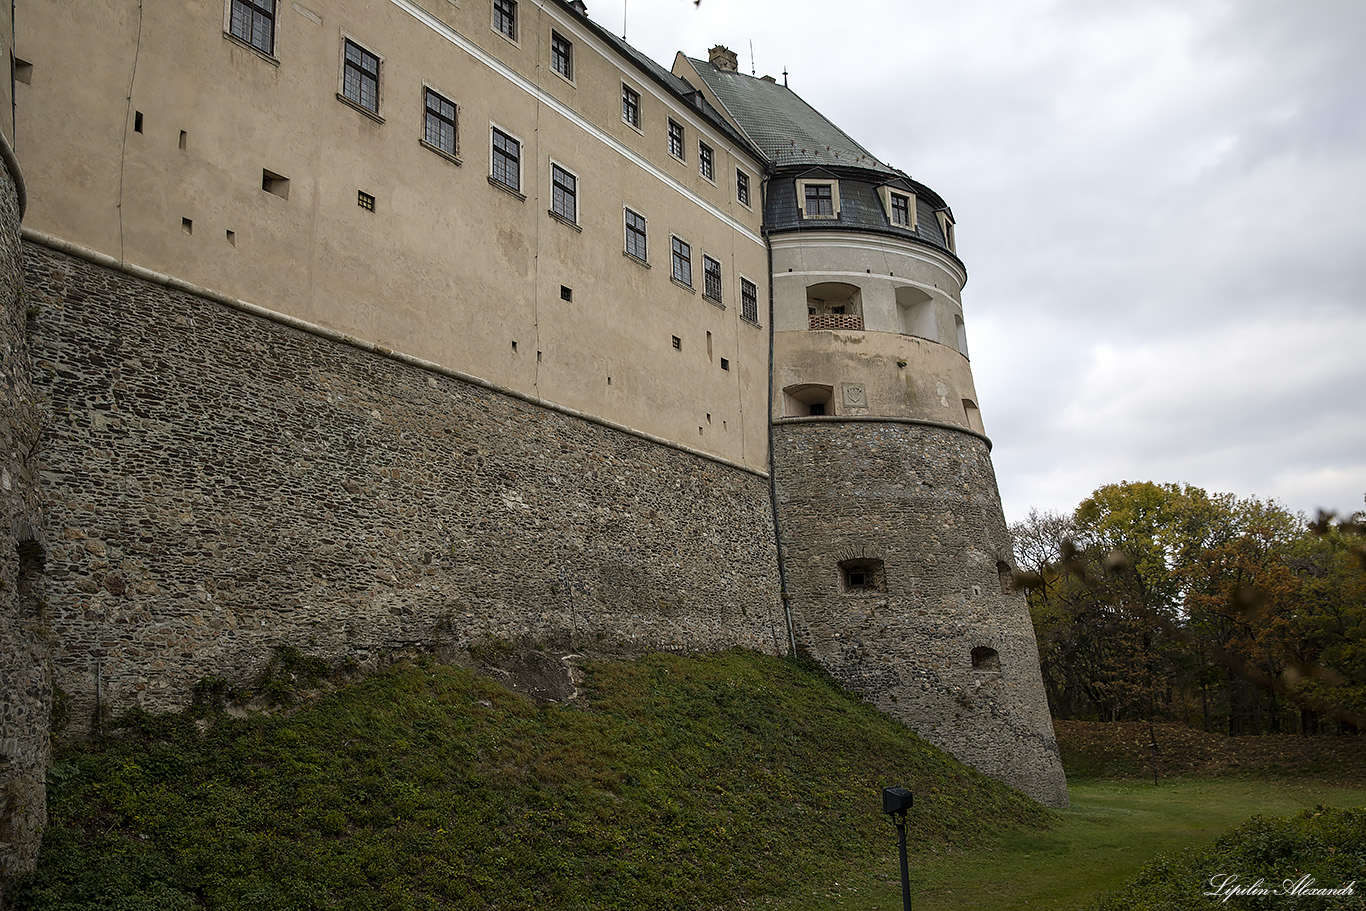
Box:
[493,0,517,40]
[736,170,750,206]
[671,335,681,350]
[668,120,684,160]
[740,278,758,324]
[491,126,521,192]
[840,558,886,592]
[703,255,722,303]
[622,84,641,128]
[342,39,380,113]
[720,357,729,371]
[560,285,572,302]
[228,0,276,56]
[262,169,289,198]
[551,31,573,79]
[551,163,577,223]
[625,208,647,262]
[671,236,692,286]
[424,87,458,158]
[699,142,714,181]
[358,190,375,211]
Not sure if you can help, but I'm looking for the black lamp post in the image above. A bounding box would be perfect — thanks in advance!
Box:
[881,786,913,911]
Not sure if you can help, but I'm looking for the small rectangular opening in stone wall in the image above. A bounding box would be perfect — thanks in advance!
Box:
[560,285,572,302]
[181,217,192,234]
[226,229,235,245]
[14,58,33,84]
[179,130,187,150]
[720,358,729,371]
[671,336,681,350]
[134,111,143,133]
[358,190,376,211]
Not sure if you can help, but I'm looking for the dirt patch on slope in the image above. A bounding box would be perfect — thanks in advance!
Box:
[1055,720,1366,780]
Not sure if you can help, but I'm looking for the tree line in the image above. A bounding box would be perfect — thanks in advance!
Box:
[1012,482,1365,735]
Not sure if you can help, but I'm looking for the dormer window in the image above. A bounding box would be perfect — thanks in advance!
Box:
[936,209,957,252]
[877,186,917,229]
[805,184,832,216]
[796,177,840,219]
[891,194,910,225]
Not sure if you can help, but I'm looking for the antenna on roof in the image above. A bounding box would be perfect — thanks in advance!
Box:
[622,0,627,39]
[749,39,756,76]
[782,67,788,87]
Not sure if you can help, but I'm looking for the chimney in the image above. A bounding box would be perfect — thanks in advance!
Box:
[567,0,587,14]
[708,45,738,72]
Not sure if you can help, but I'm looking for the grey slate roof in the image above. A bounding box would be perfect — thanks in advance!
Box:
[547,1,762,163]
[687,58,897,175]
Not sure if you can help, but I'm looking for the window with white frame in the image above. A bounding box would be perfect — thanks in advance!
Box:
[736,169,751,206]
[671,236,692,286]
[423,88,457,158]
[490,126,521,192]
[741,277,758,324]
[624,207,647,262]
[699,142,714,181]
[622,84,641,128]
[703,255,722,303]
[551,163,577,223]
[668,120,684,160]
[551,30,573,79]
[341,39,380,114]
[228,0,275,55]
[493,0,517,40]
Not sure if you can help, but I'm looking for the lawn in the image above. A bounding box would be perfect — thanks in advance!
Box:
[776,777,1366,911]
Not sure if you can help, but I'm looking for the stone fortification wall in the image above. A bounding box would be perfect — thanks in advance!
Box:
[24,242,785,729]
[0,165,48,880]
[773,420,1068,807]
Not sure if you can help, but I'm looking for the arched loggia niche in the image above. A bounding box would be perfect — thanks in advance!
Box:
[806,282,863,330]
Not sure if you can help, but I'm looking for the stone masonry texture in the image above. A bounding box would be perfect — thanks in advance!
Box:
[1,169,49,884]
[773,420,1069,807]
[24,242,785,733]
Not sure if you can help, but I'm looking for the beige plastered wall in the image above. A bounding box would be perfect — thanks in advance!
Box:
[14,0,770,470]
[769,231,983,427]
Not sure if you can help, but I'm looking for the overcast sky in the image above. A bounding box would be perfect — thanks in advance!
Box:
[600,0,1366,525]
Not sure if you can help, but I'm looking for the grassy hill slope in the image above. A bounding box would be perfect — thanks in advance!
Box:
[9,649,1051,910]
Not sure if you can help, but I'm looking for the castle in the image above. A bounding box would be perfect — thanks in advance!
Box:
[0,0,1067,880]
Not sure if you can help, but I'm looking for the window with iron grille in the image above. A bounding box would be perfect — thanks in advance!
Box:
[622,84,641,128]
[699,142,714,181]
[493,0,517,40]
[551,31,573,79]
[424,88,457,157]
[741,277,758,324]
[668,120,684,160]
[229,0,275,55]
[342,39,380,113]
[736,170,750,206]
[890,192,910,226]
[804,183,833,217]
[703,255,722,303]
[491,127,520,192]
[551,164,577,223]
[671,236,692,286]
[625,208,647,262]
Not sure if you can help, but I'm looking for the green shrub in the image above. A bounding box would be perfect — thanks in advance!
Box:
[1090,806,1366,910]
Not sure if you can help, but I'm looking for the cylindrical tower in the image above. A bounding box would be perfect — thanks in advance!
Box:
[681,51,1067,805]
[766,164,1067,805]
